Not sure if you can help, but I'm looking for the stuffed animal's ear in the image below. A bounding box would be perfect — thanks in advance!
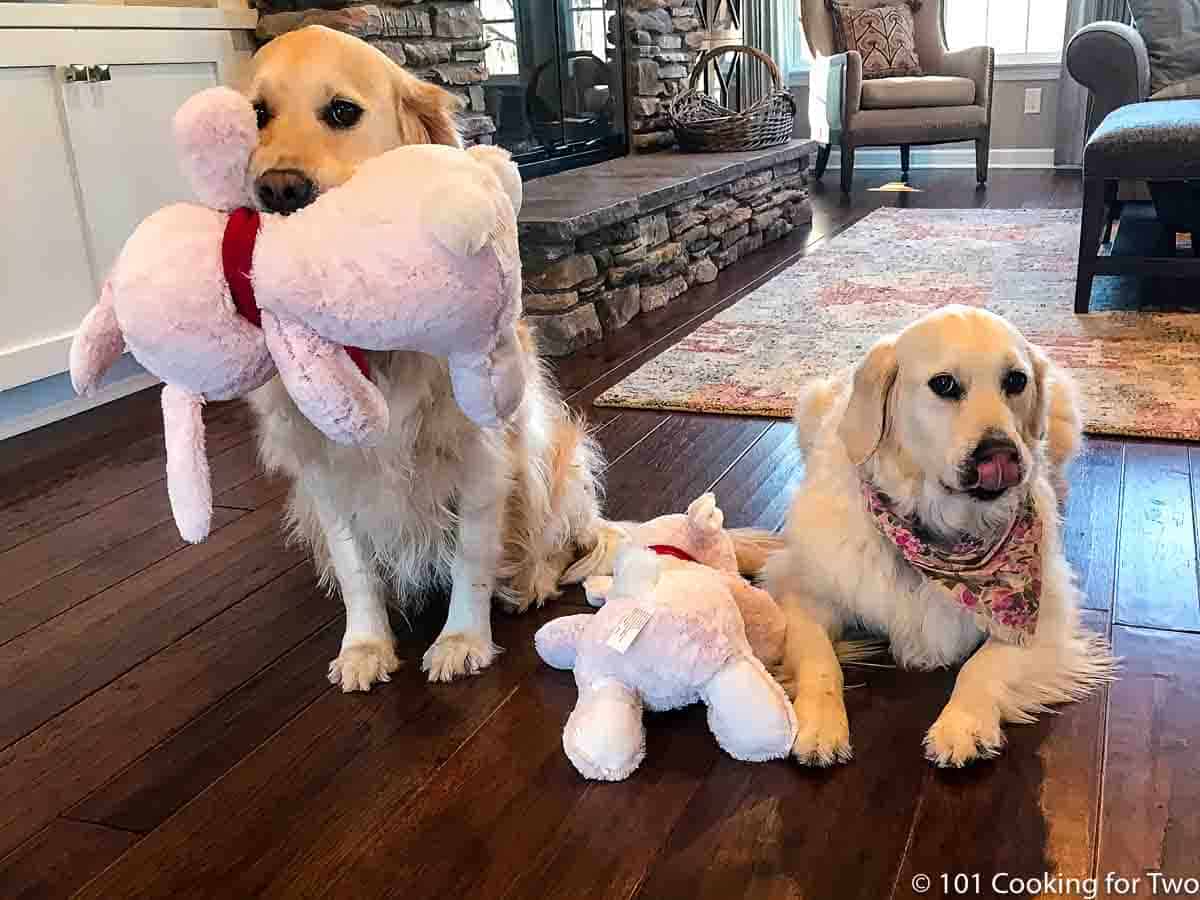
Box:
[174,87,257,211]
[838,335,898,466]
[685,493,724,536]
[392,67,464,148]
[534,614,593,670]
[467,145,523,216]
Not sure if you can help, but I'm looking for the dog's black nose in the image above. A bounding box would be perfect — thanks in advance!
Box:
[255,169,316,214]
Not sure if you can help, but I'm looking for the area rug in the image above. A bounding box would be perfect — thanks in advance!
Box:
[594,208,1200,440]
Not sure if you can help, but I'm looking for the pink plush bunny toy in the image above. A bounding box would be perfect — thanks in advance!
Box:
[70,87,527,543]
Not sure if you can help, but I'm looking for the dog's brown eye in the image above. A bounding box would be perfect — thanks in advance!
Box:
[928,374,961,399]
[253,100,271,130]
[1003,371,1028,395]
[323,98,363,130]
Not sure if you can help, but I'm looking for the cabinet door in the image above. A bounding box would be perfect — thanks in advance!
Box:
[62,61,219,280]
[0,66,97,391]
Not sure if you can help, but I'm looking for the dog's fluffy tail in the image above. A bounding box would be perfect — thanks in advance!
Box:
[794,377,839,454]
[729,528,785,576]
[559,520,630,585]
[998,629,1119,725]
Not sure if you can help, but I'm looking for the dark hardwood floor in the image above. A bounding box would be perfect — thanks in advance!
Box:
[3,168,1198,900]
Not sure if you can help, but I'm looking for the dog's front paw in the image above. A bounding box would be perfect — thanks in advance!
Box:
[328,640,400,693]
[791,692,852,766]
[422,632,500,682]
[924,704,1005,768]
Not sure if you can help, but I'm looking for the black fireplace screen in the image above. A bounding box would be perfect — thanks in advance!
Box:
[480,0,628,177]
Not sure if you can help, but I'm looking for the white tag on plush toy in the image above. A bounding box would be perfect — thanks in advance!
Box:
[606,606,654,653]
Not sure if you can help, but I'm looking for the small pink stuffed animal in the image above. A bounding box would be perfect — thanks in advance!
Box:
[536,494,797,781]
[70,87,525,543]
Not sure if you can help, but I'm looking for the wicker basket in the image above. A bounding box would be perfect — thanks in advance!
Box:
[669,45,797,152]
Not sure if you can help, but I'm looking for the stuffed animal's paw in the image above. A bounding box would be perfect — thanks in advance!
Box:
[582,576,613,607]
[923,703,1005,768]
[327,640,400,692]
[427,189,499,258]
[791,691,852,766]
[422,632,500,682]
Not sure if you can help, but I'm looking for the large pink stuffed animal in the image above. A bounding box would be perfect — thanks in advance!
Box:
[70,87,525,543]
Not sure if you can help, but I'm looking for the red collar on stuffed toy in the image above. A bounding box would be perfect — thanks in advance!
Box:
[647,544,699,564]
[222,207,371,379]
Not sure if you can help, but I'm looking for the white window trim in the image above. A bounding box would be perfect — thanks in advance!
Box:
[787,52,1060,87]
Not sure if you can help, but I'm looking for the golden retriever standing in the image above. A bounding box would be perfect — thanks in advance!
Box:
[243,26,604,689]
[765,306,1114,767]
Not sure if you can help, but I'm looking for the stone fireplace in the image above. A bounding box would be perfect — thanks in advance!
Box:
[255,0,718,169]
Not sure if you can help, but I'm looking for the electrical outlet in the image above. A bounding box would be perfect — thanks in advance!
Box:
[1023,87,1042,115]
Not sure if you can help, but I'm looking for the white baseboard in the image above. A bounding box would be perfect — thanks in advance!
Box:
[827,147,1055,170]
[0,372,160,442]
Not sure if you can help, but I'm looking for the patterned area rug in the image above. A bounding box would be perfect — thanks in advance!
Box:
[595,208,1200,440]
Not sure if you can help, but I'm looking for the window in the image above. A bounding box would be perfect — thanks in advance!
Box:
[480,0,518,77]
[783,4,810,79]
[787,0,1067,82]
[566,1,609,56]
[944,0,1068,57]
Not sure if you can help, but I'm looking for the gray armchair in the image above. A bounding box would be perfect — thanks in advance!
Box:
[1066,9,1200,129]
[1065,23,1151,129]
[800,0,994,193]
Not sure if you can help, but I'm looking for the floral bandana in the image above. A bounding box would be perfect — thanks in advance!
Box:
[863,483,1043,645]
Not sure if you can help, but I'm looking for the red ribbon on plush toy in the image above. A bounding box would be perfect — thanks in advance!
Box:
[647,544,699,564]
[221,207,371,379]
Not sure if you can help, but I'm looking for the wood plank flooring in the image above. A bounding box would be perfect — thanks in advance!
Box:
[3,169,1199,900]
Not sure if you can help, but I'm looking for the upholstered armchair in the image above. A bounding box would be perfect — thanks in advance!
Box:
[800,0,995,193]
[1066,6,1200,127]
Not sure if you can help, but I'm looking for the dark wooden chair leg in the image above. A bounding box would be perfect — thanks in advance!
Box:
[1076,176,1106,313]
[900,145,910,178]
[1100,182,1122,243]
[975,134,990,184]
[813,143,831,179]
[840,143,855,195]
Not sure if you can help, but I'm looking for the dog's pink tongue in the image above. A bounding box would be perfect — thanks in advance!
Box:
[977,455,1021,491]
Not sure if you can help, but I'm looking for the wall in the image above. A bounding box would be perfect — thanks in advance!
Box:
[789,74,1060,159]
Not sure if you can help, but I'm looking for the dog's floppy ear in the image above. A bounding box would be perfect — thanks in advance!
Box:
[1022,341,1053,444]
[392,66,464,148]
[838,336,898,466]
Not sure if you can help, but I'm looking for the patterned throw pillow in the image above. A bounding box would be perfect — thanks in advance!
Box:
[829,1,923,80]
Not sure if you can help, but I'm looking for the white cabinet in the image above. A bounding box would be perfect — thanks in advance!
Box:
[0,66,98,390]
[0,18,254,393]
[64,62,220,282]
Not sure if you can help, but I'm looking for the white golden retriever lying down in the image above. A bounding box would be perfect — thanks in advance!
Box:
[765,306,1115,767]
